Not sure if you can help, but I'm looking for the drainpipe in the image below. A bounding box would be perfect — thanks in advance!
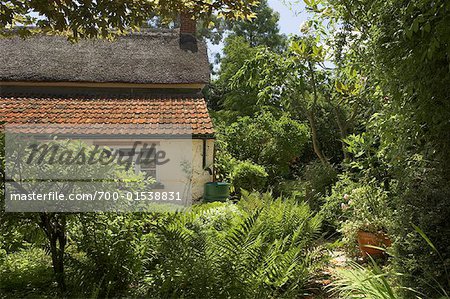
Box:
[202,138,213,175]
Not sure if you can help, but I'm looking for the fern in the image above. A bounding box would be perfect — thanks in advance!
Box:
[140,192,323,298]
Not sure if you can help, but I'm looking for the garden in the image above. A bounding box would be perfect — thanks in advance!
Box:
[1,0,450,298]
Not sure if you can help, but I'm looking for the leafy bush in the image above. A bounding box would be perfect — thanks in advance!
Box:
[320,176,363,230]
[213,139,237,183]
[321,178,393,254]
[340,184,391,230]
[231,160,268,193]
[0,219,46,254]
[214,140,268,194]
[67,213,151,297]
[0,247,53,291]
[138,192,322,298]
[274,179,307,201]
[303,161,338,210]
[390,171,450,298]
[218,110,309,180]
[273,161,337,210]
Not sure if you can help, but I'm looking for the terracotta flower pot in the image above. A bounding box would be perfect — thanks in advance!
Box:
[357,230,392,258]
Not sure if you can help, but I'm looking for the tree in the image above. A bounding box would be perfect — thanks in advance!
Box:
[225,0,287,51]
[217,110,310,181]
[2,138,151,293]
[207,35,262,115]
[231,37,336,166]
[309,0,450,295]
[0,0,258,39]
[206,0,287,114]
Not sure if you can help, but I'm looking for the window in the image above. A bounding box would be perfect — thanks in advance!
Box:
[117,148,157,180]
[138,149,157,180]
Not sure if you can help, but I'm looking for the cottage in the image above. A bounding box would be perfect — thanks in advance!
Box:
[0,15,215,201]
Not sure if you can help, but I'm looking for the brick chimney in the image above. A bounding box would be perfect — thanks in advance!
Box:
[179,12,198,52]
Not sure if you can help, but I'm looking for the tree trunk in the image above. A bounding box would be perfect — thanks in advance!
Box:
[40,213,67,294]
[332,105,350,161]
[307,61,328,166]
[306,111,328,165]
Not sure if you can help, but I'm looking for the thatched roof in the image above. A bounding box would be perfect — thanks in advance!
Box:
[0,30,210,85]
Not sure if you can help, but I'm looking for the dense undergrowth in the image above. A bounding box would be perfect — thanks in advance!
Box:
[0,192,325,298]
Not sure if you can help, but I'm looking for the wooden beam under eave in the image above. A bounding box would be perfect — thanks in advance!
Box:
[0,81,206,89]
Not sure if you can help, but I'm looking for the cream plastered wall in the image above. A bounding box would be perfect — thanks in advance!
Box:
[85,138,214,201]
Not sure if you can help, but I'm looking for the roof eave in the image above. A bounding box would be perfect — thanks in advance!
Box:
[0,81,207,89]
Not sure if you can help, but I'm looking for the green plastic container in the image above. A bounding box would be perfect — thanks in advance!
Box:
[203,182,230,202]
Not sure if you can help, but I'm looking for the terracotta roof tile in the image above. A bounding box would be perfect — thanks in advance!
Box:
[0,96,215,137]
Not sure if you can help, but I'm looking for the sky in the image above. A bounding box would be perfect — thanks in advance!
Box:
[208,0,309,60]
[267,0,308,35]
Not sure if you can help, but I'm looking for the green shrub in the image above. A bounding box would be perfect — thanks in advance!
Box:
[231,160,268,193]
[213,138,236,183]
[390,171,450,298]
[275,179,307,201]
[214,143,269,194]
[320,175,362,230]
[303,161,337,210]
[218,111,310,181]
[321,178,393,254]
[138,192,322,298]
[0,247,53,291]
[67,213,151,297]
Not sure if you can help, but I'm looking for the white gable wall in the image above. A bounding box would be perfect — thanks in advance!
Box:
[84,138,214,201]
